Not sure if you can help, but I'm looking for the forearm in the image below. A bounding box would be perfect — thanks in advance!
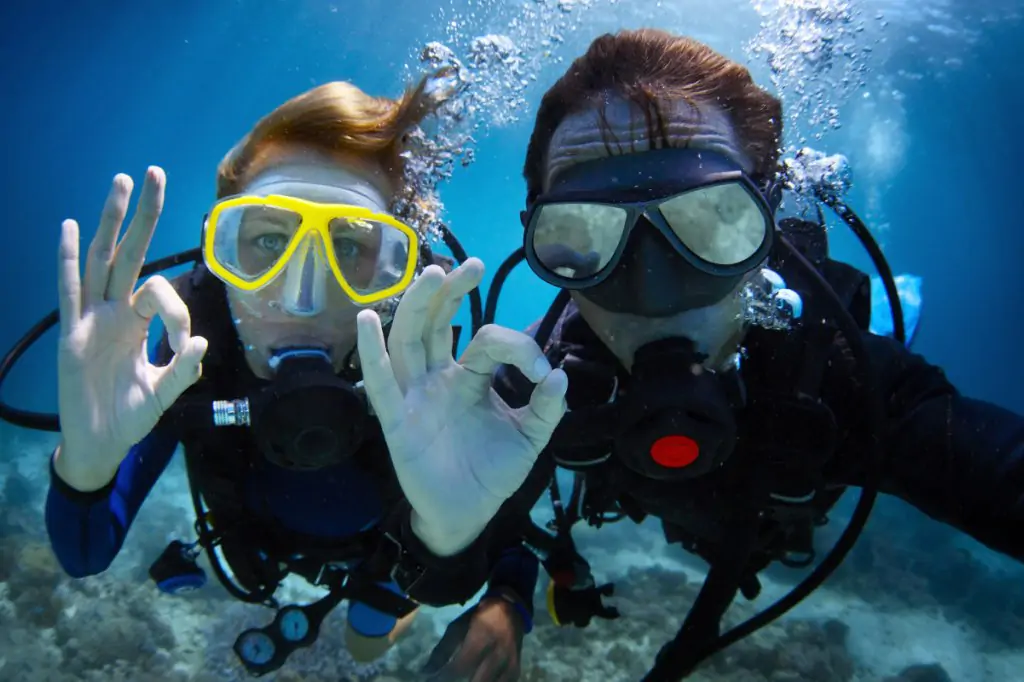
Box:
[833,333,1024,561]
[880,392,1024,560]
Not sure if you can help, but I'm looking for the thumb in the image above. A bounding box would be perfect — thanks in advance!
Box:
[154,336,208,413]
[515,367,568,453]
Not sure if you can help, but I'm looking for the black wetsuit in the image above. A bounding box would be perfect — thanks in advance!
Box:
[495,299,1024,569]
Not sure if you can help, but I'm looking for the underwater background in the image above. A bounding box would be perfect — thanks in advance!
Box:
[0,0,1022,680]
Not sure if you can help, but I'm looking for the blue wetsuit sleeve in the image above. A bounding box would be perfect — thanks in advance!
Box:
[486,544,540,617]
[45,426,179,577]
[347,579,406,637]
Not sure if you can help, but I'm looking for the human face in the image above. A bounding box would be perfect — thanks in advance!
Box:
[542,94,760,371]
[223,149,398,379]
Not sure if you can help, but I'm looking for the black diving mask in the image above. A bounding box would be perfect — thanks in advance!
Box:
[198,346,368,471]
[522,148,778,317]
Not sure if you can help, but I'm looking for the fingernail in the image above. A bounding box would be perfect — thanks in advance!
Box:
[533,356,552,379]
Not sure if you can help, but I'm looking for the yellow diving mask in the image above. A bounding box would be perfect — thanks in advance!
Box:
[202,194,420,313]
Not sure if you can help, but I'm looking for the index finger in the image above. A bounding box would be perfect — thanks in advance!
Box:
[458,325,554,387]
[57,219,82,337]
[131,275,191,353]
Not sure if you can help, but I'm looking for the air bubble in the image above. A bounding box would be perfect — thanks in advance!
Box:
[746,0,877,149]
[397,0,609,245]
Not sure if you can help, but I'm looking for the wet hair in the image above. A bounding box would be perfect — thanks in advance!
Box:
[216,77,442,207]
[523,29,784,202]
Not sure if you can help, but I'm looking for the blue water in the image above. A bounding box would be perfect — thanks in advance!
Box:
[1,1,1022,680]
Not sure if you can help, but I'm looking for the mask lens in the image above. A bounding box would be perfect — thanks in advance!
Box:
[211,204,302,283]
[531,203,627,280]
[658,183,768,265]
[327,218,412,295]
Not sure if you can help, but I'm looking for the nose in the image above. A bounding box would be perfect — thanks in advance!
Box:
[280,233,328,316]
[619,218,686,291]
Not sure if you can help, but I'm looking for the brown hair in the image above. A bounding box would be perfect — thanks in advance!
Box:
[216,75,443,203]
[523,29,783,201]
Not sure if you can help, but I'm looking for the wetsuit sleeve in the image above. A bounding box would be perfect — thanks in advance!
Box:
[831,332,1024,561]
[485,544,540,618]
[45,426,179,577]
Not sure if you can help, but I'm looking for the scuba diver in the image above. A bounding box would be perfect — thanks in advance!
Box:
[421,29,1024,682]
[1,77,566,676]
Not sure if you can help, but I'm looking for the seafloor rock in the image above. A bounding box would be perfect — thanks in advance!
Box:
[383,565,860,682]
[0,525,867,681]
[883,662,954,682]
[706,618,855,682]
[6,538,65,628]
[0,529,182,678]
[53,580,178,674]
[1,464,37,507]
[834,526,1024,650]
[1,466,1018,681]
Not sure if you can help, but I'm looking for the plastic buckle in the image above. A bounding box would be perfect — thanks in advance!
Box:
[383,530,426,594]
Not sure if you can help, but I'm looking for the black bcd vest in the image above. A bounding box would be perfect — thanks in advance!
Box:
[542,216,875,578]
[153,266,404,601]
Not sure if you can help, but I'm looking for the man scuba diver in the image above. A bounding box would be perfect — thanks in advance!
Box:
[421,29,1024,682]
[5,77,568,676]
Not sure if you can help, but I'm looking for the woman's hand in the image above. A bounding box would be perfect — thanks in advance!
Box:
[356,259,567,555]
[55,167,207,491]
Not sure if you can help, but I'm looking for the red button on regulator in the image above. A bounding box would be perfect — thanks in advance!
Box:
[650,435,700,468]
